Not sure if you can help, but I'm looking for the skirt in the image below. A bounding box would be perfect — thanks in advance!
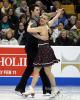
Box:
[33,43,59,67]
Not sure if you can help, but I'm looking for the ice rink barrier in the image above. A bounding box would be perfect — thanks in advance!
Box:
[0,45,80,86]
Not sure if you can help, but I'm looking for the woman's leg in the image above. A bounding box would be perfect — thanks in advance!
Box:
[40,68,51,94]
[22,67,41,96]
[31,67,41,88]
[44,67,56,87]
[44,66,60,97]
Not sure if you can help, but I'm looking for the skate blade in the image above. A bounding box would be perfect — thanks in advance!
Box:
[22,93,35,98]
[15,91,23,96]
[50,91,60,98]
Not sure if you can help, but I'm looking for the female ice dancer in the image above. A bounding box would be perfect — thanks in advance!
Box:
[22,8,63,98]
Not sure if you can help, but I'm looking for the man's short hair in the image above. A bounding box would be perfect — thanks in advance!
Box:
[29,4,39,15]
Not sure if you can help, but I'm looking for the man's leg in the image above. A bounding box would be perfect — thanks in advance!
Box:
[15,65,34,93]
[15,48,34,93]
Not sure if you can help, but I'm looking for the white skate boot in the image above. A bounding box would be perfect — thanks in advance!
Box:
[50,87,60,98]
[22,86,35,97]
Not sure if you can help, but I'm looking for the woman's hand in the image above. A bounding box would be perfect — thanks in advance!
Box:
[28,21,33,26]
[56,8,64,15]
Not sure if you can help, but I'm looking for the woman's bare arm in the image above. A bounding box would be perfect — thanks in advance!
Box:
[27,21,42,33]
[47,12,57,18]
[32,33,48,40]
[48,9,63,27]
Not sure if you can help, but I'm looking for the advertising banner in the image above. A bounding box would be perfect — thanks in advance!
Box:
[0,46,27,76]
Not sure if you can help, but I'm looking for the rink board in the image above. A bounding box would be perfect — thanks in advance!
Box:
[0,46,80,86]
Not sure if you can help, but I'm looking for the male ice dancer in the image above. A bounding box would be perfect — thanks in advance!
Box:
[15,4,51,94]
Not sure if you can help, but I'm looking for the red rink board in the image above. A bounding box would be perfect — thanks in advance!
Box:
[0,46,27,76]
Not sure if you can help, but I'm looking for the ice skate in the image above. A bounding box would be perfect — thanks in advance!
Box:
[50,87,60,98]
[22,86,35,97]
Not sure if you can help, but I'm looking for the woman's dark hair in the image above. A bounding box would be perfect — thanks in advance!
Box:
[19,14,27,22]
[1,13,8,20]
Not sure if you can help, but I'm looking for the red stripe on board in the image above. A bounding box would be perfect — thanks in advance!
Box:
[0,48,26,54]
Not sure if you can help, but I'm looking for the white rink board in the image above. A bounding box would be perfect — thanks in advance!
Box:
[51,46,80,78]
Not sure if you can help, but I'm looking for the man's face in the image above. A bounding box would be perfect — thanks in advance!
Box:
[21,1,27,7]
[32,7,40,16]
[20,1,27,11]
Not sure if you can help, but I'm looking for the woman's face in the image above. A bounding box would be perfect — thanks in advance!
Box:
[3,1,9,8]
[20,17,26,24]
[19,23,24,30]
[8,9,14,15]
[39,14,48,25]
[70,16,77,25]
[60,31,67,38]
[2,16,8,23]
[6,31,13,39]
[58,23,64,30]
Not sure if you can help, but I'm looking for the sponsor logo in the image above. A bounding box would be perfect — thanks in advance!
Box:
[61,54,80,72]
[0,47,27,76]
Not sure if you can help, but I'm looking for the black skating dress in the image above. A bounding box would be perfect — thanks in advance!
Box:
[33,39,59,67]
